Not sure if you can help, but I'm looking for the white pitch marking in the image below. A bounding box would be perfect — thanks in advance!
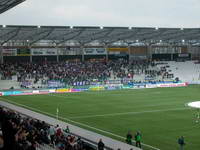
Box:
[47,94,188,119]
[0,97,160,150]
[48,94,82,100]
[48,93,183,107]
[69,107,189,119]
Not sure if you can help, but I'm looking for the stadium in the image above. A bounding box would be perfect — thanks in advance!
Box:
[0,0,200,150]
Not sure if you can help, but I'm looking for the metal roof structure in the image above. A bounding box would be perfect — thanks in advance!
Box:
[0,0,25,14]
[0,25,200,47]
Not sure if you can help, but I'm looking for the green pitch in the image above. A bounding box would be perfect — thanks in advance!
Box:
[1,85,200,150]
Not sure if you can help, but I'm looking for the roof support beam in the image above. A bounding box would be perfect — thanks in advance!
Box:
[0,28,21,45]
[0,0,26,14]
[30,29,54,45]
[79,29,113,45]
[56,30,84,45]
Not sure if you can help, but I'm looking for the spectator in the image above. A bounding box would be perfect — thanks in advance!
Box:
[0,107,89,150]
[48,125,55,145]
[0,59,171,89]
[56,125,62,137]
[98,139,105,150]
[0,135,3,150]
[64,125,70,133]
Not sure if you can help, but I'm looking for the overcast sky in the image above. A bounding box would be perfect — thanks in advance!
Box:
[0,0,200,28]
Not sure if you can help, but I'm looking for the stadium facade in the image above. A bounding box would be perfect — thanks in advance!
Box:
[0,25,200,63]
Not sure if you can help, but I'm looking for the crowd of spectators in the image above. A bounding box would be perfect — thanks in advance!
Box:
[0,106,94,150]
[0,59,171,87]
[0,106,143,150]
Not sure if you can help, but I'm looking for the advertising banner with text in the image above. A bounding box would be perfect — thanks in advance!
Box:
[31,48,58,55]
[84,48,107,55]
[2,49,17,56]
[107,47,128,52]
[17,48,31,56]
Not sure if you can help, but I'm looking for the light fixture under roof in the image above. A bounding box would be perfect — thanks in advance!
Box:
[3,25,6,28]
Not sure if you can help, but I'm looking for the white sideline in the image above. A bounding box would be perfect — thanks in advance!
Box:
[69,108,188,119]
[0,97,160,150]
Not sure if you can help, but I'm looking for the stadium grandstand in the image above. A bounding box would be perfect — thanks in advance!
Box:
[0,1,200,150]
[0,25,200,150]
[0,25,200,88]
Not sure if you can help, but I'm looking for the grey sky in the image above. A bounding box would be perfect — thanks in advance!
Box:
[0,0,200,28]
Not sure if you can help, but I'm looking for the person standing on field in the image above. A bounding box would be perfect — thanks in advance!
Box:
[135,131,142,148]
[178,136,185,150]
[126,131,132,145]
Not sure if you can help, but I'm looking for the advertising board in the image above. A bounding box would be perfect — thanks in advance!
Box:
[84,48,106,55]
[2,49,17,56]
[32,48,57,55]
[157,82,187,88]
[17,48,31,56]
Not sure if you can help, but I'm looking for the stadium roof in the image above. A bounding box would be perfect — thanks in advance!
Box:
[0,25,200,47]
[0,0,25,14]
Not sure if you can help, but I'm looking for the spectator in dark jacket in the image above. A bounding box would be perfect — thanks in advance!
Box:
[98,139,105,150]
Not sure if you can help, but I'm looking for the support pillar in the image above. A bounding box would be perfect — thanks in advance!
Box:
[29,47,32,63]
[81,46,85,62]
[147,45,152,60]
[128,45,131,63]
[187,44,192,60]
[105,46,108,62]
[0,46,4,64]
[57,55,59,62]
[30,55,32,63]
[169,45,173,61]
[56,48,59,62]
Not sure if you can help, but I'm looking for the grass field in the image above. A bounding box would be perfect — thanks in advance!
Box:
[1,85,200,150]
